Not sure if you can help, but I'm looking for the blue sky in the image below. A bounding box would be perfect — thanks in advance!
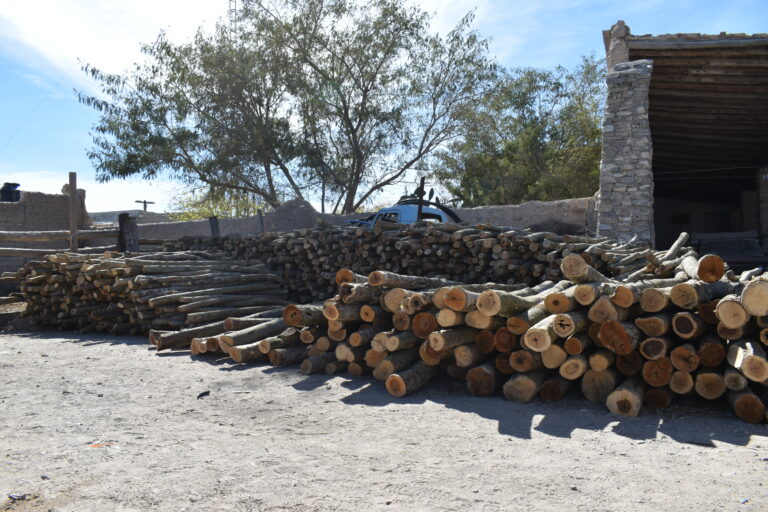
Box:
[0,0,766,213]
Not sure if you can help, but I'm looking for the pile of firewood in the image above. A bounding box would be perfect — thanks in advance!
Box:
[11,251,288,334]
[165,221,662,303]
[8,222,768,422]
[160,235,768,423]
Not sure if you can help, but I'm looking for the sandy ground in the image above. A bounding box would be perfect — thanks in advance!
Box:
[1,330,768,512]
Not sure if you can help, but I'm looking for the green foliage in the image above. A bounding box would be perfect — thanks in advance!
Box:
[166,188,268,221]
[434,55,605,207]
[79,0,496,214]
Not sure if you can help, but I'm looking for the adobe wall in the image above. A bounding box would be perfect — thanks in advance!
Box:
[456,197,595,233]
[135,197,596,243]
[135,200,361,240]
[0,190,88,288]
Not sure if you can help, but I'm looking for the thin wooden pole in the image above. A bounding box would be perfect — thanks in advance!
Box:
[68,172,78,251]
[118,213,139,252]
[208,216,221,237]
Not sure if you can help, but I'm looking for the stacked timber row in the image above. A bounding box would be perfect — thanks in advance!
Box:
[12,251,288,335]
[167,249,768,423]
[165,220,664,302]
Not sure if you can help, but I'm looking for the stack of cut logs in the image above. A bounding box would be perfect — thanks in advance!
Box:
[165,221,660,303]
[11,251,288,334]
[156,232,768,423]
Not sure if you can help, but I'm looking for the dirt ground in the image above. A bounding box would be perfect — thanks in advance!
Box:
[1,330,768,512]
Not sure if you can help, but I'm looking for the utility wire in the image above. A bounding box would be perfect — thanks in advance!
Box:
[0,60,82,156]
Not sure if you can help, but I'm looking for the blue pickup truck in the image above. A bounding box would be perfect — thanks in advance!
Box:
[346,199,462,228]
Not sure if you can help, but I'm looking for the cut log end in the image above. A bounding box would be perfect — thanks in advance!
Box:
[282,304,303,326]
[670,283,698,310]
[612,286,634,308]
[476,290,501,316]
[466,363,498,397]
[385,374,407,397]
[729,390,766,423]
[697,254,725,283]
[368,271,386,287]
[544,293,571,314]
[640,288,669,313]
[606,378,645,417]
[560,254,587,280]
[742,279,768,317]
[523,328,553,352]
[444,288,468,312]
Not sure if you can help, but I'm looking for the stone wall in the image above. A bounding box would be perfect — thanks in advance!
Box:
[595,59,655,245]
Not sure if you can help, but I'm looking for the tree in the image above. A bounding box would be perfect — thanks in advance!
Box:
[434,56,604,207]
[166,188,269,221]
[79,0,496,214]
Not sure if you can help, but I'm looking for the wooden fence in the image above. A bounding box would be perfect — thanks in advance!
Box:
[0,213,224,258]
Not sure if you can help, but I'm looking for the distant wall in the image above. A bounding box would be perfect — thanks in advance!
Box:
[456,197,595,231]
[135,197,595,242]
[0,190,87,231]
[0,190,88,287]
[136,199,361,240]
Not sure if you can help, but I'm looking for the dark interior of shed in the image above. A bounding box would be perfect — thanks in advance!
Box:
[628,38,768,248]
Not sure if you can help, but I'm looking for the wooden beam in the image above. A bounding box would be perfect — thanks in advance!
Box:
[649,81,768,93]
[628,38,768,50]
[0,246,118,257]
[0,229,119,242]
[68,172,78,251]
[631,47,768,58]
[649,130,767,143]
[118,213,139,252]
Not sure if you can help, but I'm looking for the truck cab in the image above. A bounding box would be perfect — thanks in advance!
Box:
[346,199,462,228]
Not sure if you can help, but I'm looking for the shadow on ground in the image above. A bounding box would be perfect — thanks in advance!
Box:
[7,328,767,448]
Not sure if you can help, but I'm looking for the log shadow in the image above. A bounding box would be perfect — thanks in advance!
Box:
[533,396,615,439]
[609,415,662,440]
[656,400,765,447]
[340,380,428,407]
[420,374,541,439]
[291,373,336,391]
[190,353,238,366]
[340,377,370,391]
[262,365,301,375]
[153,349,193,358]
[11,331,150,347]
[216,360,274,372]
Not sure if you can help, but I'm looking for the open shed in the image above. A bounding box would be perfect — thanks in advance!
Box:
[596,21,768,251]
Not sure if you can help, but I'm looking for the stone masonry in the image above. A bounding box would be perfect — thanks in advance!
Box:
[595,59,655,245]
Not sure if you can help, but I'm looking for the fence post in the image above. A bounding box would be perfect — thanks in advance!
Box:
[118,213,139,253]
[258,209,265,234]
[208,216,221,237]
[68,172,78,251]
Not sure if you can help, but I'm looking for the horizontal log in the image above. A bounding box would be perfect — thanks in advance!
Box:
[0,228,118,242]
